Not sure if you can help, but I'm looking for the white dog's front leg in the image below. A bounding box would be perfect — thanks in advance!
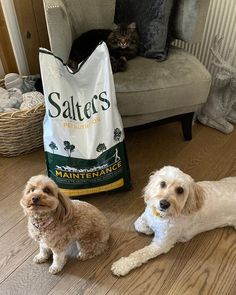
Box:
[33,242,51,264]
[111,241,173,277]
[134,213,154,235]
[49,250,67,274]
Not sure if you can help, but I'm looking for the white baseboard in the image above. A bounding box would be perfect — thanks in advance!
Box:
[0,58,5,76]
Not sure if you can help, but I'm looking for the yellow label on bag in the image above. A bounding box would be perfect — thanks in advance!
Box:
[60,178,124,197]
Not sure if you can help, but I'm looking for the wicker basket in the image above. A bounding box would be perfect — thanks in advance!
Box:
[0,77,45,157]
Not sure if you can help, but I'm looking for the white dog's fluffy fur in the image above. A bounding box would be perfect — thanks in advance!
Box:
[20,175,110,274]
[111,166,236,276]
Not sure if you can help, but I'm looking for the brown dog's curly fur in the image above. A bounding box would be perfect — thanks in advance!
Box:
[20,175,110,274]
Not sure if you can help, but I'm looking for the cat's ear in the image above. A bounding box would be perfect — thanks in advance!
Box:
[128,22,136,30]
[112,23,119,31]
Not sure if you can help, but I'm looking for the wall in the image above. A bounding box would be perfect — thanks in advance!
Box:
[175,0,236,79]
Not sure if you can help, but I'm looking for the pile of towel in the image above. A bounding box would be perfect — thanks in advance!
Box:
[0,73,44,113]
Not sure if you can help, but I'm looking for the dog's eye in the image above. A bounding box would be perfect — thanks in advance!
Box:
[160,181,166,188]
[43,187,51,194]
[31,188,35,192]
[176,187,184,194]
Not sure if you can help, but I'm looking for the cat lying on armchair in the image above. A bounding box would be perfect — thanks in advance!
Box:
[68,23,139,73]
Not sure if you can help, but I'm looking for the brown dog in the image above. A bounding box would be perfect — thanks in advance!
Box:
[20,175,110,274]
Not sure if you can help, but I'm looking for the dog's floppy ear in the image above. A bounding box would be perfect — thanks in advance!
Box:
[142,169,164,203]
[142,183,150,203]
[182,183,205,215]
[143,192,150,204]
[55,190,73,221]
[20,183,31,215]
[20,199,28,216]
[142,172,157,203]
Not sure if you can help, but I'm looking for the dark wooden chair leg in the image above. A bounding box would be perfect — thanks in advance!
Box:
[181,112,194,141]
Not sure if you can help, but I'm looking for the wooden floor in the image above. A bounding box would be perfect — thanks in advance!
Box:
[1,122,236,295]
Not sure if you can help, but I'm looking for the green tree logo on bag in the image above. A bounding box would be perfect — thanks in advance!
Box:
[49,141,58,154]
[114,128,122,142]
[96,143,107,153]
[64,141,75,157]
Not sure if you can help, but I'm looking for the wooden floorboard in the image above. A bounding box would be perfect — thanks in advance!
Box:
[0,218,37,284]
[1,122,236,295]
[0,150,46,201]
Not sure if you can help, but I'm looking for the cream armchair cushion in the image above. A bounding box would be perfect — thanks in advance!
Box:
[114,48,210,127]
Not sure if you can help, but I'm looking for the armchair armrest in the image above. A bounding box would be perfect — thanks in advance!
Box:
[43,0,72,62]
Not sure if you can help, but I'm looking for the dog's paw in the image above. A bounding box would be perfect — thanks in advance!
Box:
[77,251,94,261]
[77,252,87,261]
[33,254,50,264]
[49,264,63,274]
[134,222,154,235]
[111,257,131,277]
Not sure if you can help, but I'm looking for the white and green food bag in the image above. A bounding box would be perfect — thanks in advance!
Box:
[39,43,131,197]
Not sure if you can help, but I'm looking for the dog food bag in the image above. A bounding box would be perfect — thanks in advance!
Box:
[39,43,131,197]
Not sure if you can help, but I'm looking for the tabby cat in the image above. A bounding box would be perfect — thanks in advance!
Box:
[68,23,139,73]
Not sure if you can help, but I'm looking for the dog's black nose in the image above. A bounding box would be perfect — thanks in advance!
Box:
[160,199,170,210]
[32,196,40,204]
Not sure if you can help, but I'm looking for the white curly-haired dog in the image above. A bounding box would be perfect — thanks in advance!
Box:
[111,166,236,276]
[20,175,110,274]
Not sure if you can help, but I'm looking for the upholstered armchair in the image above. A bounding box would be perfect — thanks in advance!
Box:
[43,0,211,140]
